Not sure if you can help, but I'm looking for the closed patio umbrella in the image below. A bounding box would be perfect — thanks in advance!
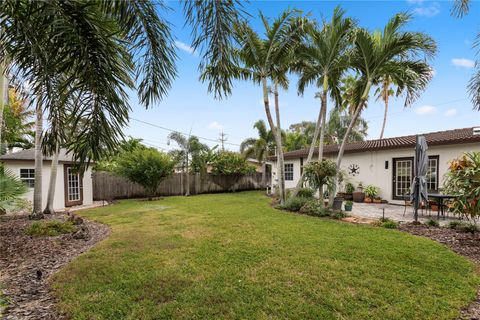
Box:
[411,135,429,222]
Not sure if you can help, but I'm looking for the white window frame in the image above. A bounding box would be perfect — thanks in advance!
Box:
[19,168,35,188]
[285,163,294,181]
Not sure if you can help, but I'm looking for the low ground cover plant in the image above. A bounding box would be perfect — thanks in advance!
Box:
[372,218,398,229]
[25,220,76,237]
[426,219,440,227]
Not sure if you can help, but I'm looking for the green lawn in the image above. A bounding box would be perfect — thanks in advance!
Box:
[53,191,478,320]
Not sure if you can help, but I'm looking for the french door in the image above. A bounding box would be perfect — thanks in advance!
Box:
[392,157,413,200]
[64,165,83,207]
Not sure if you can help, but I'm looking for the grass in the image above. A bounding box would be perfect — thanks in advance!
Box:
[25,220,76,236]
[53,191,478,320]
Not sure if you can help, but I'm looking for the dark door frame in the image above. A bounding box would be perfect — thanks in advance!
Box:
[64,164,83,207]
[392,157,414,200]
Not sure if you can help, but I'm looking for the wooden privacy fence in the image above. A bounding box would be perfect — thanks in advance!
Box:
[92,171,269,200]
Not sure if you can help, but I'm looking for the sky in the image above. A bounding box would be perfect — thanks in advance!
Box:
[124,0,480,152]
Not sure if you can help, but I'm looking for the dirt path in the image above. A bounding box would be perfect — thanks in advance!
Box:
[0,213,109,320]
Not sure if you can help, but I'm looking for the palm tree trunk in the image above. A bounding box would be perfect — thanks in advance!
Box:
[317,90,328,205]
[289,90,324,199]
[0,63,5,154]
[43,142,59,214]
[331,81,372,205]
[261,77,285,204]
[273,81,286,203]
[31,98,44,219]
[379,96,389,139]
[185,154,190,196]
[261,160,266,187]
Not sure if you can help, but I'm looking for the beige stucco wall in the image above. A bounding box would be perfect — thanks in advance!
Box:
[272,142,480,204]
[2,160,93,210]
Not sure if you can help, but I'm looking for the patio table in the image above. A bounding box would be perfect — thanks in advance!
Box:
[428,193,458,219]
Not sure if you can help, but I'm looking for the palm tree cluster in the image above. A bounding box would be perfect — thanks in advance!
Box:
[216,7,436,204]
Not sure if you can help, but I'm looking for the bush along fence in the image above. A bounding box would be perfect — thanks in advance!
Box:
[92,171,269,200]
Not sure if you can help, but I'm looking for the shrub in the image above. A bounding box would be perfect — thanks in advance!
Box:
[345,200,353,206]
[443,152,480,221]
[114,148,175,200]
[330,211,347,220]
[447,221,463,229]
[381,219,398,229]
[0,167,28,214]
[300,200,331,217]
[345,182,355,194]
[303,159,337,201]
[210,151,256,175]
[25,220,76,236]
[297,188,315,199]
[426,219,440,227]
[457,223,479,234]
[281,196,311,212]
[364,185,380,198]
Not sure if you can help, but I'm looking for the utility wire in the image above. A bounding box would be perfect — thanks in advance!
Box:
[130,117,241,147]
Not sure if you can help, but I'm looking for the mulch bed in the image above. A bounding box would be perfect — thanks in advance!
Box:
[398,223,480,320]
[0,213,110,320]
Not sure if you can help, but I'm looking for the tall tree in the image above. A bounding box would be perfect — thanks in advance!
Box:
[333,13,436,202]
[292,7,353,197]
[31,98,43,218]
[240,120,275,185]
[203,9,307,204]
[376,76,395,139]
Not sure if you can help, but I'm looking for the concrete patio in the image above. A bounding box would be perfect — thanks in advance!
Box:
[349,202,461,225]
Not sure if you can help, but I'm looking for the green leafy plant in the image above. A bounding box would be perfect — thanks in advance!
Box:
[299,200,331,217]
[0,166,28,214]
[447,221,463,229]
[330,211,347,219]
[210,151,256,175]
[279,196,311,212]
[114,148,175,200]
[457,223,479,234]
[297,188,315,199]
[444,152,480,222]
[345,200,353,206]
[303,159,337,205]
[345,182,355,194]
[426,219,440,227]
[364,185,380,198]
[25,220,76,236]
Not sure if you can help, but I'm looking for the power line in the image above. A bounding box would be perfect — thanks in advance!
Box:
[130,117,241,147]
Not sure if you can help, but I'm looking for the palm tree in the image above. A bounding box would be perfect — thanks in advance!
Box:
[325,107,368,145]
[376,75,395,139]
[291,7,353,197]
[204,9,307,204]
[333,13,436,200]
[240,120,275,185]
[0,0,244,216]
[31,98,43,218]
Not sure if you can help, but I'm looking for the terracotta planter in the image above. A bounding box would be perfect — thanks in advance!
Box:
[344,193,353,200]
[364,197,372,203]
[352,191,365,203]
[431,204,439,211]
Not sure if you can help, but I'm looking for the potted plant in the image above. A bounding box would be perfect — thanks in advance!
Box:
[344,200,353,211]
[344,182,355,200]
[373,196,382,204]
[364,185,379,203]
[352,182,365,203]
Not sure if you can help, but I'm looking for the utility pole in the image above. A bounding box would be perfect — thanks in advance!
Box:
[219,131,227,151]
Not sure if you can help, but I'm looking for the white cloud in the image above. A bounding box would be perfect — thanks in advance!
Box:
[413,5,440,17]
[452,58,475,68]
[208,121,224,130]
[175,40,197,56]
[444,108,458,117]
[415,105,437,115]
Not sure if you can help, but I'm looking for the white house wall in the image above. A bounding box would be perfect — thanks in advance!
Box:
[272,142,480,204]
[3,161,93,210]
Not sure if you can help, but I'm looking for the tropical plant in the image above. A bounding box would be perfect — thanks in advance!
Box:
[303,159,337,206]
[375,75,396,139]
[1,88,34,154]
[240,120,275,184]
[168,132,210,196]
[204,9,308,204]
[291,7,354,199]
[0,165,28,214]
[364,185,380,198]
[333,13,436,202]
[210,151,256,176]
[325,105,368,145]
[283,131,309,152]
[443,152,480,222]
[0,0,244,216]
[94,138,147,172]
[114,148,175,200]
[345,182,355,194]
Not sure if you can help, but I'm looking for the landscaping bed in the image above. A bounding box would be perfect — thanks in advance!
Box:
[0,212,109,320]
